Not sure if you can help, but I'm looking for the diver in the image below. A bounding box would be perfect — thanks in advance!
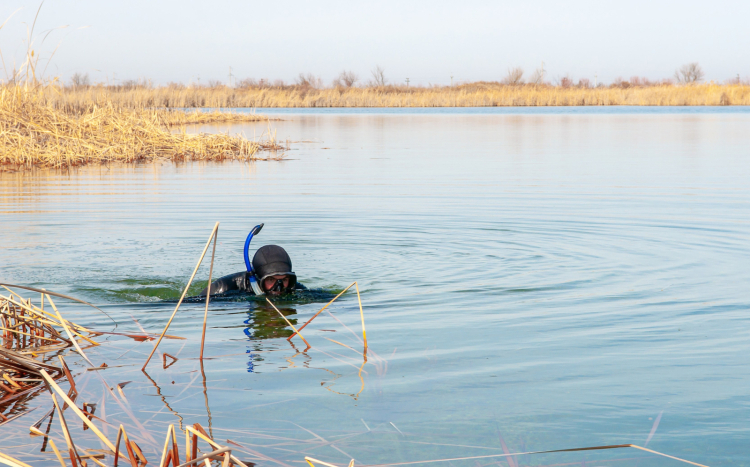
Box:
[199,224,305,297]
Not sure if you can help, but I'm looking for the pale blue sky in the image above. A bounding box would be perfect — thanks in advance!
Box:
[1,0,748,86]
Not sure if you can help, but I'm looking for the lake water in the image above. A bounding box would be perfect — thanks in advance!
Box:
[1,108,749,466]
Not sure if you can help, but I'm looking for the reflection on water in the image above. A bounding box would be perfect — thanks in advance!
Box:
[1,108,749,466]
[245,301,298,340]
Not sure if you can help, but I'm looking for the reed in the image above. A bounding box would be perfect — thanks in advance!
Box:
[0,85,284,170]
[143,222,220,370]
[0,289,99,426]
[44,82,750,108]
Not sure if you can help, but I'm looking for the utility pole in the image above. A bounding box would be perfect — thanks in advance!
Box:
[405,77,410,87]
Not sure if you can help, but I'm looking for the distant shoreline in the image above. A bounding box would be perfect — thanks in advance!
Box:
[47,83,750,108]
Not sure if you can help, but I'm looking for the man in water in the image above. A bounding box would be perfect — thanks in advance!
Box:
[200,245,304,297]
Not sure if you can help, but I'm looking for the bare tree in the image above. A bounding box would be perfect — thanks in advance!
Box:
[370,65,387,86]
[502,67,524,85]
[70,72,90,87]
[529,66,545,85]
[675,62,704,84]
[236,78,259,89]
[335,70,359,87]
[612,77,630,88]
[296,73,322,88]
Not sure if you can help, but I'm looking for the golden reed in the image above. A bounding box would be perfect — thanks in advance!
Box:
[0,85,281,170]
[47,82,750,108]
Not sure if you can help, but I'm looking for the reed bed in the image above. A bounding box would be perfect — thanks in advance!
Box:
[47,83,750,108]
[0,86,285,170]
[0,288,98,425]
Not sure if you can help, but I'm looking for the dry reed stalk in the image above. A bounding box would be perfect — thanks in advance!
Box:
[44,83,750,108]
[0,452,33,467]
[0,291,94,423]
[287,282,367,355]
[200,229,218,360]
[0,86,284,170]
[47,295,95,366]
[114,424,141,467]
[354,283,367,356]
[175,447,231,467]
[50,393,82,467]
[305,457,340,467]
[322,337,357,353]
[288,282,356,340]
[143,222,219,370]
[185,425,248,467]
[40,369,119,454]
[48,438,67,467]
[265,298,310,348]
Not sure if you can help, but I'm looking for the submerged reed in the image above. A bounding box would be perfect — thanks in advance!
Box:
[0,85,285,170]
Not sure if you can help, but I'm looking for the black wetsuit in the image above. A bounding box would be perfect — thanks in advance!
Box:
[199,271,306,296]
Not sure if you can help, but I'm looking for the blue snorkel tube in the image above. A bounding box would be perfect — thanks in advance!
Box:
[244,223,265,295]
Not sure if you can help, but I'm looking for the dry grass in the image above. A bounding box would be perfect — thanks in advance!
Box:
[0,288,99,425]
[48,82,750,108]
[0,85,284,170]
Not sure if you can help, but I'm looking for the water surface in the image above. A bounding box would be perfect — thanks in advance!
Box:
[1,108,749,466]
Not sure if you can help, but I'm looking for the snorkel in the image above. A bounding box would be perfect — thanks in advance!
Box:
[244,223,265,295]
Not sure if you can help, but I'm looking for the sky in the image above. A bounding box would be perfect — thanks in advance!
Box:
[1,0,749,87]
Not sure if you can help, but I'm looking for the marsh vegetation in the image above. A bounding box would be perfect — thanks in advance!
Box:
[46,62,750,109]
[0,85,285,170]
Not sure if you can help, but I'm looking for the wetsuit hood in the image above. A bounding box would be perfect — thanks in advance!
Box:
[252,245,297,284]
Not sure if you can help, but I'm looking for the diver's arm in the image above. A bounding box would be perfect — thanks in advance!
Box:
[199,271,253,296]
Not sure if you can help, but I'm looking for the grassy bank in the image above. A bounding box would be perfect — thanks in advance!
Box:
[48,82,750,108]
[0,85,283,170]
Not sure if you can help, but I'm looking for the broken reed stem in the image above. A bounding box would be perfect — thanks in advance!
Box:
[305,457,340,467]
[40,369,119,453]
[50,393,81,467]
[200,228,218,360]
[0,451,33,467]
[0,283,111,328]
[47,295,95,366]
[288,282,355,340]
[323,337,357,353]
[266,298,310,348]
[143,222,220,370]
[355,282,367,356]
[175,447,231,467]
[48,438,66,467]
[186,425,248,467]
